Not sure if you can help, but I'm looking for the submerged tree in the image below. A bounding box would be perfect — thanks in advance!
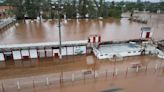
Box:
[3,0,123,19]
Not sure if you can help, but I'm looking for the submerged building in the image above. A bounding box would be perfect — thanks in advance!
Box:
[0,27,164,63]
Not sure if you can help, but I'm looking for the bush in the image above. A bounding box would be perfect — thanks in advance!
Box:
[109,7,122,18]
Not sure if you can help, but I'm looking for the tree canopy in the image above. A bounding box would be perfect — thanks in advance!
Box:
[2,0,163,19]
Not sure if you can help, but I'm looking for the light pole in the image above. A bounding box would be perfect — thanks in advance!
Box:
[39,3,43,22]
[51,1,63,59]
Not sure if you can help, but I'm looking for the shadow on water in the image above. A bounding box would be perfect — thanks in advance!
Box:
[102,88,123,92]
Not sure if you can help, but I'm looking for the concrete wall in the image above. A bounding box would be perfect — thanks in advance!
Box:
[1,45,87,61]
[0,53,5,61]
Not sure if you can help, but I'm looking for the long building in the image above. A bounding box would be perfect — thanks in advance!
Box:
[0,40,88,62]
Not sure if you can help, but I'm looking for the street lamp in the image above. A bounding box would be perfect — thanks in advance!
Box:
[51,1,64,59]
[39,3,43,21]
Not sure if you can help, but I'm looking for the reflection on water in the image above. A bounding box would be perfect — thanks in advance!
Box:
[0,13,164,45]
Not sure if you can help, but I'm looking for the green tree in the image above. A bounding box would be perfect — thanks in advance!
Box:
[2,0,123,19]
[108,2,122,18]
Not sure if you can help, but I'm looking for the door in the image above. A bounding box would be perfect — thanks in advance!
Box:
[21,50,30,60]
[146,32,150,38]
[4,52,13,61]
[54,53,59,57]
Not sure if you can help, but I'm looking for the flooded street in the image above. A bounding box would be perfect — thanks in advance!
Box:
[0,13,164,45]
[0,12,164,92]
[0,55,164,92]
[38,73,164,92]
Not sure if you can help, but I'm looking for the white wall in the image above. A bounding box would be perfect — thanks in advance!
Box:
[67,47,74,55]
[0,53,5,61]
[141,32,146,38]
[119,51,141,57]
[96,50,141,60]
[74,46,86,55]
[61,47,67,56]
[141,31,153,38]
[21,50,29,56]
[60,46,86,56]
[80,46,86,54]
[30,49,38,58]
[95,36,99,42]
[97,54,108,59]
[38,49,45,58]
[150,32,153,38]
[46,49,53,57]
[13,51,22,60]
[90,37,94,43]
[93,47,100,57]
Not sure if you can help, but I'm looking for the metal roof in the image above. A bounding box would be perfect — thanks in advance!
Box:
[0,40,88,50]
[141,27,151,32]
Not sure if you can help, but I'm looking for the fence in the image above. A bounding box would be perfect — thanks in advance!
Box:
[0,17,16,30]
[0,61,164,92]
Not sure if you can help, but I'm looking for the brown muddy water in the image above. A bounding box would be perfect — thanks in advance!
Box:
[0,12,164,92]
[0,55,164,92]
[0,13,164,45]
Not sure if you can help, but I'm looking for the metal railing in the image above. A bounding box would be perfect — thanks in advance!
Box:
[0,17,16,30]
[0,62,163,92]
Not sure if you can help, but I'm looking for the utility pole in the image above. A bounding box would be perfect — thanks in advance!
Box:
[51,0,63,59]
[58,7,62,59]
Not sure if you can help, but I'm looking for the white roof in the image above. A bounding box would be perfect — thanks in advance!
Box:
[98,43,141,54]
[0,40,88,49]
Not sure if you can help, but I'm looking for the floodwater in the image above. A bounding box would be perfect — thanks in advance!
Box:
[0,12,164,92]
[0,55,164,92]
[0,13,164,45]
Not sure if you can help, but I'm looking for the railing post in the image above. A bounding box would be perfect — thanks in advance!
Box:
[72,73,74,85]
[115,68,118,76]
[1,82,5,92]
[136,66,139,73]
[83,72,85,83]
[33,80,36,92]
[94,70,98,82]
[46,77,49,86]
[17,81,21,91]
[112,69,115,78]
[145,64,148,74]
[105,70,108,80]
[125,67,128,78]
[60,71,63,87]
[155,63,158,72]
